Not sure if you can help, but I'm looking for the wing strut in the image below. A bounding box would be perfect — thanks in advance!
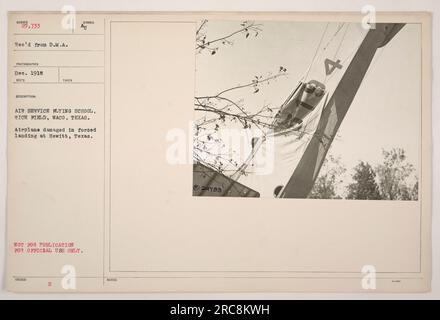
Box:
[279,23,405,198]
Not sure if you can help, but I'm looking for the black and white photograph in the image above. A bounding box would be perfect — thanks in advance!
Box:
[193,20,420,200]
[1,4,435,298]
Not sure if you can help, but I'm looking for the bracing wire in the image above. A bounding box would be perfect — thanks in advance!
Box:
[333,23,350,60]
[326,26,369,83]
[304,22,329,82]
[325,23,350,84]
[322,22,345,51]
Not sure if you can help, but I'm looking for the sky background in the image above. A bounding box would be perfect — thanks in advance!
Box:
[195,21,421,194]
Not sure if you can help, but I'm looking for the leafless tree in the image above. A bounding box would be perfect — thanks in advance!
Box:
[196,20,262,55]
[194,20,288,174]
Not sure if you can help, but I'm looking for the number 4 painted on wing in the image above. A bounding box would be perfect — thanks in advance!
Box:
[324,58,343,75]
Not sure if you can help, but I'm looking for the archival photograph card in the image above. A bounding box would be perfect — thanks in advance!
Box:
[6,11,432,292]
